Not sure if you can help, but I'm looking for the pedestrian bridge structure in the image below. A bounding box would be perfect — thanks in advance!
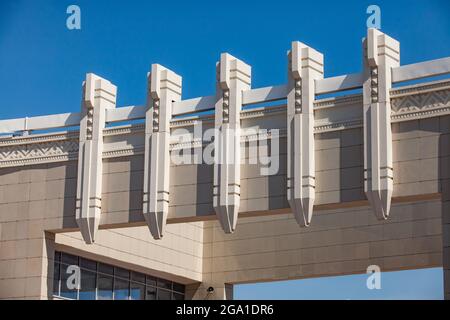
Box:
[1,29,450,299]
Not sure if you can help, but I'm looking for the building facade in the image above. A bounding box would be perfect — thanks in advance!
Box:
[1,29,450,299]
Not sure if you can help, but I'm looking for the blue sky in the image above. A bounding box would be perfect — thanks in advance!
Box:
[1,0,449,299]
[235,268,444,300]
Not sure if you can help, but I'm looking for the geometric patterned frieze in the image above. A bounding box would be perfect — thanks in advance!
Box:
[391,89,450,114]
[0,139,79,167]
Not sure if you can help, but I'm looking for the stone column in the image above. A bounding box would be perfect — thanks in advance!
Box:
[363,28,399,220]
[76,74,117,244]
[213,53,251,233]
[143,64,182,239]
[287,41,323,227]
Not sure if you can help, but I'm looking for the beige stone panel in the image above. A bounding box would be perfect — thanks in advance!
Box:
[29,167,47,183]
[0,278,26,299]
[394,160,423,184]
[341,128,363,147]
[104,155,144,174]
[27,200,46,221]
[44,179,66,200]
[170,164,214,186]
[169,203,213,219]
[102,190,142,213]
[316,170,340,193]
[393,120,420,141]
[317,148,340,171]
[0,168,22,186]
[419,135,440,160]
[440,134,450,158]
[0,240,27,260]
[394,181,440,197]
[341,188,366,202]
[382,252,442,271]
[315,131,341,151]
[24,276,48,298]
[418,158,440,182]
[2,183,30,203]
[170,183,213,206]
[46,162,77,181]
[341,145,364,168]
[0,259,27,279]
[393,138,420,162]
[419,117,441,137]
[29,182,46,201]
[369,235,442,258]
[102,170,144,193]
[316,190,341,204]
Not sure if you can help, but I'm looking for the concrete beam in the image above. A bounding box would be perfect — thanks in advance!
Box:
[392,57,450,83]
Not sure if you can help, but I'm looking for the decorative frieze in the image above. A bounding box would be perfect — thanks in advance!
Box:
[0,139,78,167]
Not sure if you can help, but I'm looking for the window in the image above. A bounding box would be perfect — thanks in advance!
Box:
[52,251,185,300]
[97,274,113,300]
[130,282,145,300]
[79,269,96,300]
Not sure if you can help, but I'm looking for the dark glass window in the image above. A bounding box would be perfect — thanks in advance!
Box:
[61,253,78,266]
[158,289,172,300]
[173,292,185,300]
[80,258,97,271]
[114,267,130,280]
[79,269,96,300]
[114,277,130,300]
[173,283,185,294]
[157,278,171,290]
[98,263,114,275]
[97,274,113,300]
[131,271,146,284]
[145,286,157,300]
[146,275,157,287]
[130,282,145,300]
[52,251,185,300]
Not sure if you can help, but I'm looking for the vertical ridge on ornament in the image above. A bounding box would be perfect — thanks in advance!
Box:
[363,28,400,220]
[76,73,117,244]
[287,42,323,227]
[213,53,251,233]
[143,64,182,239]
